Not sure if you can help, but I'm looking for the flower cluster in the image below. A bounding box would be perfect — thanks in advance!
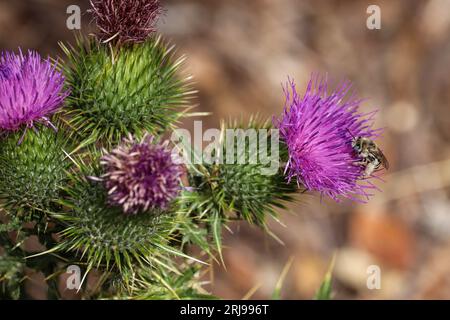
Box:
[89,0,163,45]
[274,76,381,201]
[0,50,68,135]
[0,0,389,300]
[100,134,183,215]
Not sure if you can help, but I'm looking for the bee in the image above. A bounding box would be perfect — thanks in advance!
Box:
[348,131,389,177]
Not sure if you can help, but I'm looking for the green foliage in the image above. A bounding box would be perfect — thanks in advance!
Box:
[118,265,214,300]
[0,214,23,234]
[0,250,25,300]
[0,126,71,215]
[174,192,212,256]
[61,35,195,147]
[314,255,335,300]
[272,256,294,300]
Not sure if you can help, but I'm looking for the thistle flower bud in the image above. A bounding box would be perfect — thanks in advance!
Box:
[0,126,70,213]
[62,36,193,146]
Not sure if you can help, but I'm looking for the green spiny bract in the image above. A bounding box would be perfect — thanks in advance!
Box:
[0,126,70,215]
[190,119,297,227]
[61,35,195,147]
[54,160,192,274]
[217,161,296,226]
[118,265,214,300]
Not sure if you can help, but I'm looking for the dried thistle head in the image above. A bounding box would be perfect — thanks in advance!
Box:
[89,0,163,45]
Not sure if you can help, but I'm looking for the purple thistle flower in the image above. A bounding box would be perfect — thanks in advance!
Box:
[100,134,183,215]
[0,49,68,136]
[89,0,163,45]
[273,75,382,202]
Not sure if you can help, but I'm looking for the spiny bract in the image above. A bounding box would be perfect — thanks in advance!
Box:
[62,36,194,146]
[190,120,297,227]
[0,126,70,214]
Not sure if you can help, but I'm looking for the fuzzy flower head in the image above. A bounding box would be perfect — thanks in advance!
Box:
[274,75,382,202]
[100,134,183,215]
[0,50,68,134]
[89,0,163,45]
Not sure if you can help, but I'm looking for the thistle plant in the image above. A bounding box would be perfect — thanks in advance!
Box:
[0,2,386,300]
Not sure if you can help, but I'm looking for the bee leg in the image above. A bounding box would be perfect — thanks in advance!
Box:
[352,160,368,167]
[363,163,376,177]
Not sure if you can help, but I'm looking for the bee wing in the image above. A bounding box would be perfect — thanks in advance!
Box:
[376,149,389,170]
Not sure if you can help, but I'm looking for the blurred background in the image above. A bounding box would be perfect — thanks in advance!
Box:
[1,0,450,299]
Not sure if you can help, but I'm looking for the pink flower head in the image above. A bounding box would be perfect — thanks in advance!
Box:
[0,50,68,137]
[274,75,382,201]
